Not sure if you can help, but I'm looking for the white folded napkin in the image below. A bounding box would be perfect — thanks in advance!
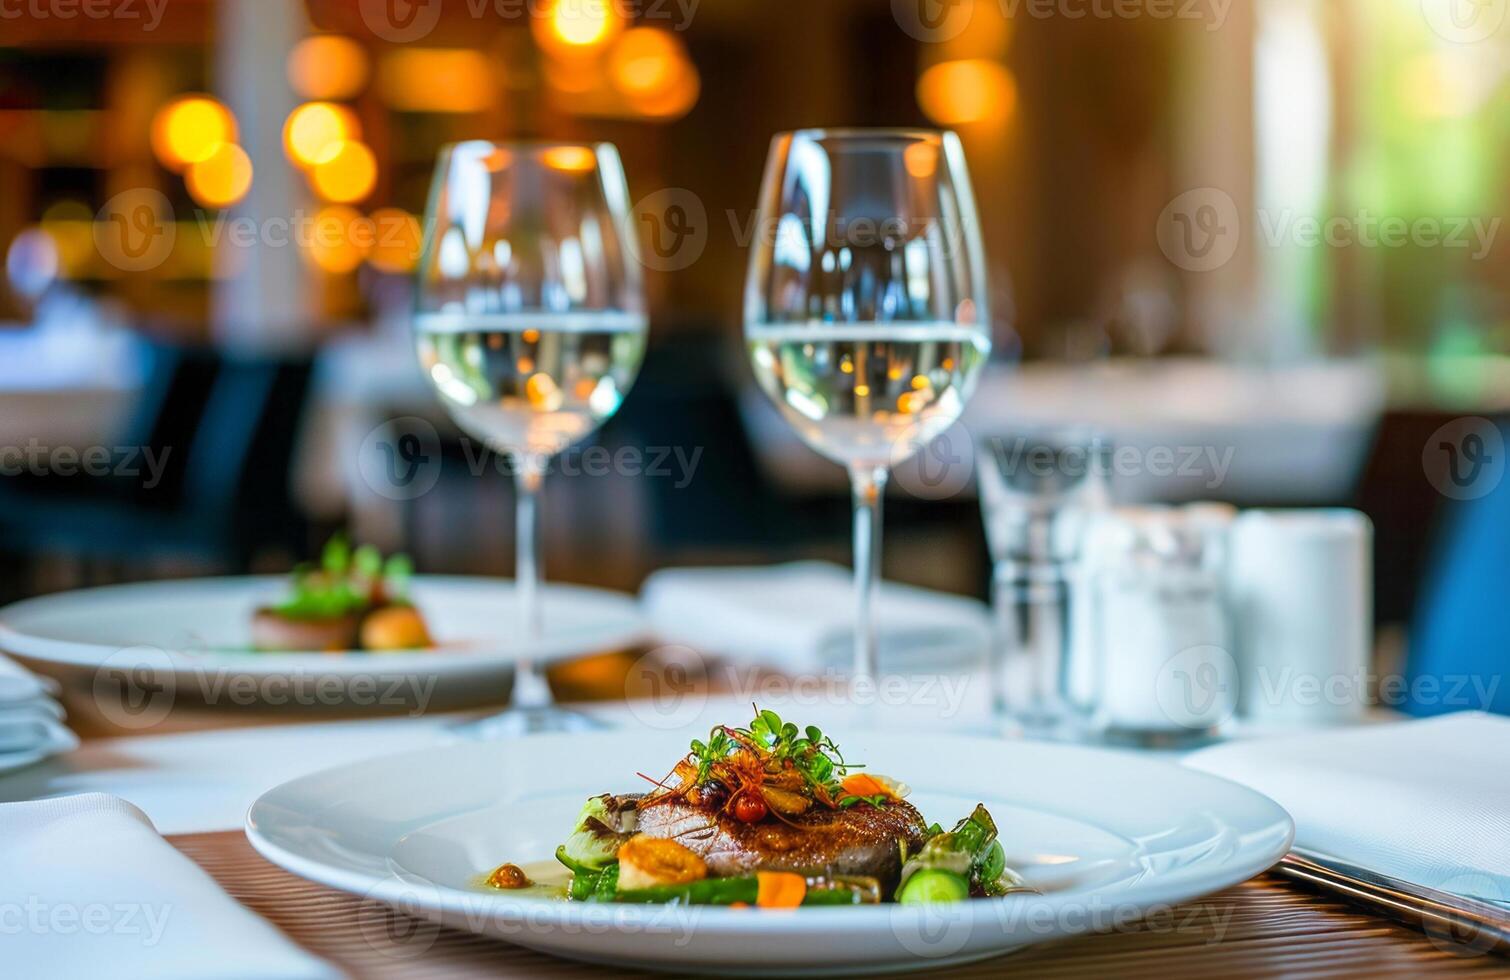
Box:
[0,654,77,773]
[1186,713,1510,903]
[0,793,338,979]
[640,561,992,673]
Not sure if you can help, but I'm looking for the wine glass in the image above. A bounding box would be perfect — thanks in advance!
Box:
[744,129,990,685]
[415,141,645,732]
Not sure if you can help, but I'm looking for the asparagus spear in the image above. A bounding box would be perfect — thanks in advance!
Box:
[598,873,880,906]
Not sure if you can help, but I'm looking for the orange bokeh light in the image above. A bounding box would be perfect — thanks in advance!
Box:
[367,208,422,274]
[607,28,699,119]
[304,205,368,275]
[609,28,680,96]
[541,145,597,173]
[904,141,939,178]
[378,49,497,113]
[284,102,360,169]
[288,35,370,101]
[310,140,378,203]
[916,59,1017,126]
[185,142,253,208]
[535,0,621,53]
[151,96,237,171]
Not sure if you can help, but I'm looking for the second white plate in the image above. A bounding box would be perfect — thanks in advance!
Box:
[0,576,646,712]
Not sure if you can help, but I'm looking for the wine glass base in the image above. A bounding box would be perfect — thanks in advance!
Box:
[453,705,609,739]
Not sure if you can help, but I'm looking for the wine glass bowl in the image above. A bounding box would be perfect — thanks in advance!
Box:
[416,142,645,467]
[744,128,991,682]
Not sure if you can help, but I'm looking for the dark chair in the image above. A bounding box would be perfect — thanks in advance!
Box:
[0,343,315,573]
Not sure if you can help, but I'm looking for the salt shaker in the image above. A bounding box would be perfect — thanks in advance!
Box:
[1082,508,1237,744]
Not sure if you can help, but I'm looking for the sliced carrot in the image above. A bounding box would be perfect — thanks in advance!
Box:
[755,871,807,908]
[841,773,894,799]
[728,901,751,910]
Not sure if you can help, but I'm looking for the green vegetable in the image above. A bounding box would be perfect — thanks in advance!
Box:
[270,534,417,620]
[613,875,877,906]
[895,804,1002,903]
[555,796,630,872]
[568,863,620,902]
[979,840,1006,884]
[897,869,971,905]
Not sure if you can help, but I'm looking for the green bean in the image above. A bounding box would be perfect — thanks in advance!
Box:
[611,874,879,906]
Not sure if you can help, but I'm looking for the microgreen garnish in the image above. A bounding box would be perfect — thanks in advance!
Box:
[688,729,733,784]
[273,535,416,620]
[667,707,887,812]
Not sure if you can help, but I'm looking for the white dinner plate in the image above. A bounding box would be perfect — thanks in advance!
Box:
[0,577,645,711]
[247,730,1293,975]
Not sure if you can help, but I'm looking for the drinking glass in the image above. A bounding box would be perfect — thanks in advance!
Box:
[744,129,990,683]
[415,141,645,731]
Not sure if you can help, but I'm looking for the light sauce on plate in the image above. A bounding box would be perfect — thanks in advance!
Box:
[474,859,572,901]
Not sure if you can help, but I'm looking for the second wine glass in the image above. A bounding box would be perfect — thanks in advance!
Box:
[744,129,991,685]
[415,141,645,731]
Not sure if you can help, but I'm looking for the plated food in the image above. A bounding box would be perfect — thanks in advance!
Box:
[483,709,1032,907]
[251,537,434,653]
[246,728,1294,972]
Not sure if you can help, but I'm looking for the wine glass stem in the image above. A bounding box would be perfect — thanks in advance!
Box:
[850,464,888,685]
[513,460,551,710]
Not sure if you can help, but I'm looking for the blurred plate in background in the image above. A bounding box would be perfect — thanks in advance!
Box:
[0,577,646,713]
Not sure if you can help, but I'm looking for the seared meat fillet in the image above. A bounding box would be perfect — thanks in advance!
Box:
[636,796,929,885]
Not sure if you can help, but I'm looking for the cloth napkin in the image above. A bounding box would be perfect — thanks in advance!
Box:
[1186,713,1510,903]
[0,793,338,979]
[0,654,77,774]
[640,561,992,673]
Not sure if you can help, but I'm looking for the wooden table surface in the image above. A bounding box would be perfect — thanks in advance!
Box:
[45,649,1510,977]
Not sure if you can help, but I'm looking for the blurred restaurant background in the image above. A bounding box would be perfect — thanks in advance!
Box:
[0,0,1506,702]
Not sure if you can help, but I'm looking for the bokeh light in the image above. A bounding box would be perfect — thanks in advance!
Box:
[904,141,939,178]
[536,0,621,53]
[303,205,368,275]
[185,142,254,208]
[151,96,237,171]
[541,145,597,173]
[917,59,1017,125]
[283,102,360,169]
[610,28,681,97]
[367,208,422,274]
[6,227,60,298]
[378,49,497,113]
[609,28,700,119]
[287,35,370,100]
[310,140,378,203]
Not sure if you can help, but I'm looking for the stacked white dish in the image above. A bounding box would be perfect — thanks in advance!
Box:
[0,653,77,774]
